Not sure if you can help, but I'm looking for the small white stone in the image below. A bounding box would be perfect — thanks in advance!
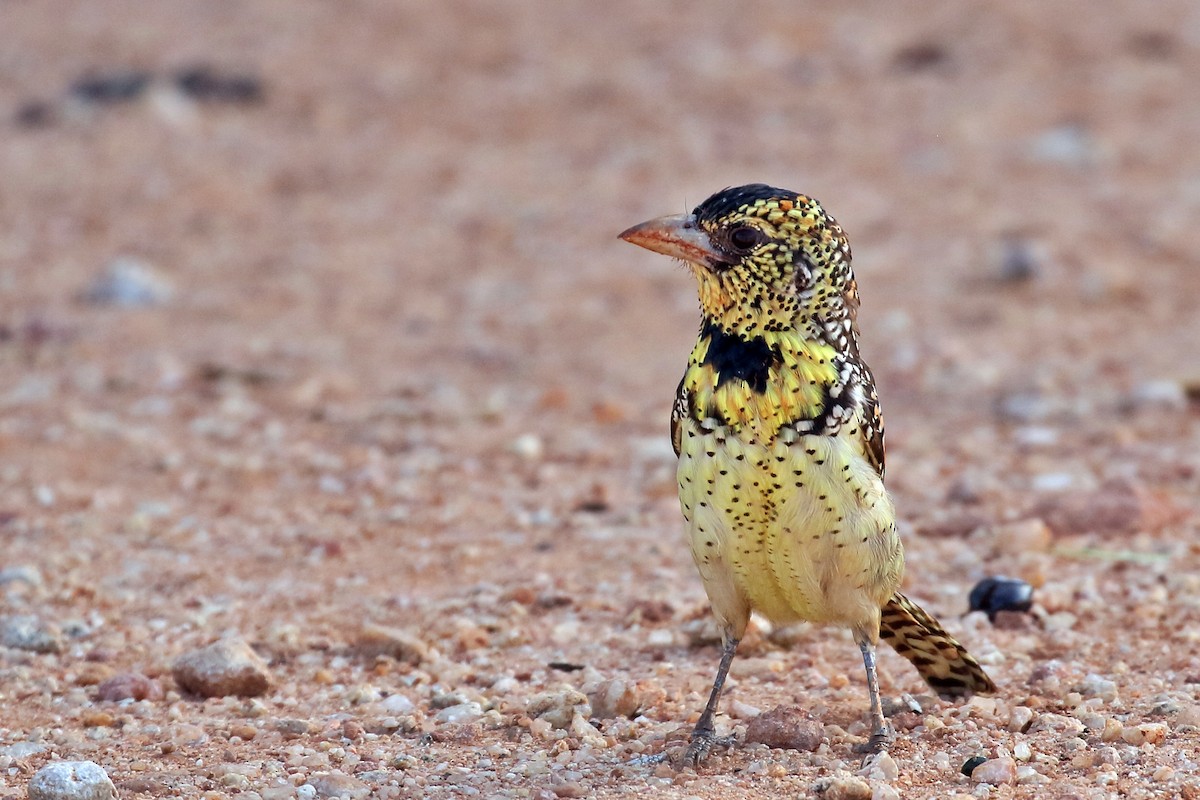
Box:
[1031,472,1075,492]
[526,688,590,729]
[1007,706,1035,732]
[1016,766,1050,785]
[727,699,762,720]
[872,785,901,800]
[380,694,415,715]
[1079,674,1118,702]
[1122,722,1168,746]
[1012,741,1032,762]
[510,434,543,460]
[970,757,1016,785]
[27,761,116,800]
[1042,612,1077,631]
[434,702,483,725]
[645,629,675,647]
[83,257,173,307]
[857,751,899,781]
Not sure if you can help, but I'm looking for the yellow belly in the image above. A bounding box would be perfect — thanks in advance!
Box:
[677,417,903,635]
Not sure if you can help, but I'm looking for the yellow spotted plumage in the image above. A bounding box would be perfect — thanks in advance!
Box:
[620,184,994,765]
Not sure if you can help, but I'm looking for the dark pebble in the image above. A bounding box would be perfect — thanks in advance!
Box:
[14,100,55,128]
[961,755,988,777]
[70,70,152,104]
[174,65,264,104]
[969,576,1034,622]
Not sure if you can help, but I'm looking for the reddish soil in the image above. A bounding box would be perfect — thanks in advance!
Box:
[2,3,1200,799]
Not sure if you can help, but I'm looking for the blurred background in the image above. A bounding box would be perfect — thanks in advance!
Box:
[5,2,1198,410]
[5,0,1200,623]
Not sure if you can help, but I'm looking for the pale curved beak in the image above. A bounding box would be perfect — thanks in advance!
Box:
[618,213,721,266]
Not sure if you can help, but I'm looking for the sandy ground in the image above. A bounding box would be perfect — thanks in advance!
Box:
[3,2,1200,798]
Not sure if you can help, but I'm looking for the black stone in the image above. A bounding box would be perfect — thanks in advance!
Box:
[70,70,152,104]
[969,576,1034,622]
[961,755,988,777]
[174,65,264,104]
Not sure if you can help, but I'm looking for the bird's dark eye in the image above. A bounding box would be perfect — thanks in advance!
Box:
[728,225,762,252]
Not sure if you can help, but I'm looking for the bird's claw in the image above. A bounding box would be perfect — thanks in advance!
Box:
[680,729,736,768]
[852,727,894,757]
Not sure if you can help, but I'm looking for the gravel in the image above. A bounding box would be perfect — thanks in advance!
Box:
[27,762,116,800]
[0,615,63,653]
[744,706,824,751]
[5,2,1200,799]
[171,637,273,697]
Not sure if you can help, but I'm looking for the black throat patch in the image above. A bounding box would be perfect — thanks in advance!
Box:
[699,320,780,393]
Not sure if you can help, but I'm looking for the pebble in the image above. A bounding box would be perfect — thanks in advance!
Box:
[304,772,370,800]
[1078,674,1118,702]
[960,755,988,777]
[994,390,1053,423]
[585,678,639,719]
[2,742,48,759]
[510,433,543,460]
[70,71,151,104]
[173,65,264,104]
[95,673,163,702]
[82,257,173,307]
[171,637,273,697]
[1126,380,1188,411]
[380,693,415,715]
[550,781,587,798]
[0,565,43,588]
[229,724,258,740]
[1121,722,1168,746]
[434,702,484,724]
[744,705,823,751]
[857,751,899,781]
[1008,706,1035,732]
[526,688,590,729]
[1016,766,1050,785]
[814,774,872,800]
[1029,713,1085,736]
[1024,123,1096,168]
[352,623,429,664]
[28,761,116,800]
[970,757,1016,785]
[1013,741,1032,761]
[727,699,763,720]
[0,614,64,653]
[275,718,313,737]
[968,576,1034,621]
[1031,472,1076,492]
[871,784,901,800]
[993,234,1040,282]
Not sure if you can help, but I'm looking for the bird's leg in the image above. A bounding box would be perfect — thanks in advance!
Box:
[681,635,740,767]
[853,633,893,755]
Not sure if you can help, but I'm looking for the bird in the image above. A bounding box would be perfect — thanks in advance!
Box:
[619,184,995,765]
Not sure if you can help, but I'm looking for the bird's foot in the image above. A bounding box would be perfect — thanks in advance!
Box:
[852,725,894,757]
[626,729,736,769]
[679,728,736,768]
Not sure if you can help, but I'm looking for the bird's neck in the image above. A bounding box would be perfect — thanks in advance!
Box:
[683,319,841,442]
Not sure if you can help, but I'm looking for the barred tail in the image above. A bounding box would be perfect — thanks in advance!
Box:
[879,592,996,697]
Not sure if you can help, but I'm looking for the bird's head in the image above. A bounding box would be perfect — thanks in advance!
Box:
[620,184,858,346]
